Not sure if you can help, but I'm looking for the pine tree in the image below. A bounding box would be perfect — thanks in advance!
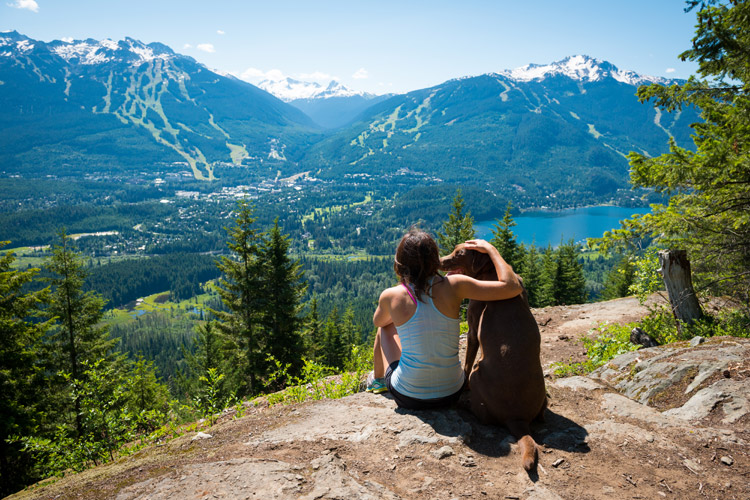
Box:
[180,321,234,414]
[125,354,170,433]
[437,189,475,254]
[212,200,266,396]
[490,202,525,273]
[521,243,543,307]
[553,240,587,305]
[602,254,636,300]
[0,244,50,496]
[259,219,307,384]
[304,297,324,361]
[341,307,358,348]
[538,245,557,307]
[45,230,117,439]
[322,307,346,369]
[599,1,750,305]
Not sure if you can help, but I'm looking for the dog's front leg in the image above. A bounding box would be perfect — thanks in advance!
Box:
[463,301,483,380]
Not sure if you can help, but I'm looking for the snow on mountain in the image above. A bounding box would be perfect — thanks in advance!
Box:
[500,55,669,85]
[0,31,176,66]
[49,37,175,65]
[258,77,372,102]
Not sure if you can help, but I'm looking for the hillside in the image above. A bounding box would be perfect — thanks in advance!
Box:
[11,296,748,500]
[307,56,699,204]
[1,38,701,202]
[0,31,321,179]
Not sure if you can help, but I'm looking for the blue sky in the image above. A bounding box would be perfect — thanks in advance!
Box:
[3,0,700,94]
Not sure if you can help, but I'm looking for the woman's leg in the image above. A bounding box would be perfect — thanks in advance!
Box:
[373,323,401,378]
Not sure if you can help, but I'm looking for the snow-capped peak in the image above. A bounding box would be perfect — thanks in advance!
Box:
[501,55,669,85]
[257,77,371,102]
[48,36,175,66]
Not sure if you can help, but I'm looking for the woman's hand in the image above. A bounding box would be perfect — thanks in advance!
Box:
[463,239,496,254]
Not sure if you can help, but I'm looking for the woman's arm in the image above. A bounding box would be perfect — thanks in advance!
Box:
[453,239,523,301]
[373,288,395,328]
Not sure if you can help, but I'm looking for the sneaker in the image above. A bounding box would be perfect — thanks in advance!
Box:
[366,371,388,394]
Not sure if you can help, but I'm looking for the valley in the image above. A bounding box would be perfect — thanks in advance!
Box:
[0,31,698,442]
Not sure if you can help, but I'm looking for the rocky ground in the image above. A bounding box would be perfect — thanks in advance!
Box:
[11,296,749,500]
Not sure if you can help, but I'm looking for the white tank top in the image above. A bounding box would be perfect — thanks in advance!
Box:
[391,278,464,399]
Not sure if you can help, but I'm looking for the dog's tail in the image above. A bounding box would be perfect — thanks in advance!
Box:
[507,420,538,472]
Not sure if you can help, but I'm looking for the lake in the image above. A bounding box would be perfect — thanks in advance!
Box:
[474,206,649,247]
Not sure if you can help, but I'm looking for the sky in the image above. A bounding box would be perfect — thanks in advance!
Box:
[2,0,701,94]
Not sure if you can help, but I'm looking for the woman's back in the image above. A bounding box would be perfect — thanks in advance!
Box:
[390,279,463,399]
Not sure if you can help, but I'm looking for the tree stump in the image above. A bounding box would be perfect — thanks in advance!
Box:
[658,250,703,328]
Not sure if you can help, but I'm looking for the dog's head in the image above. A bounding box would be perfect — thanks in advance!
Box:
[439,243,493,279]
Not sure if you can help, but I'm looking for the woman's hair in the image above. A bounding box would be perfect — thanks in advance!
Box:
[394,228,440,301]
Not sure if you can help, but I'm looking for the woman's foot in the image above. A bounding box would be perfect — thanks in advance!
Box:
[366,371,388,394]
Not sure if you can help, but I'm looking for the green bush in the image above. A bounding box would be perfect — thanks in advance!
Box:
[553,307,749,377]
[264,344,372,406]
[552,322,639,376]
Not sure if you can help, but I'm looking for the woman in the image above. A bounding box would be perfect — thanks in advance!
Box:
[367,228,522,410]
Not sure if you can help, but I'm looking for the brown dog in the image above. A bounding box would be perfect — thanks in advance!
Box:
[441,243,547,471]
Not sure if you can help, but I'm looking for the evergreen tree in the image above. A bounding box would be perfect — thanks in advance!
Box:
[125,354,170,433]
[600,0,750,305]
[602,254,636,300]
[341,306,358,348]
[180,321,234,414]
[521,243,543,307]
[45,230,116,439]
[259,219,307,385]
[437,189,475,254]
[553,240,587,305]
[304,297,324,361]
[212,199,266,396]
[0,244,50,496]
[538,245,557,307]
[490,202,525,272]
[322,307,346,369]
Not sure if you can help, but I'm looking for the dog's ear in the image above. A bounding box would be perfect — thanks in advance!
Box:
[469,250,493,276]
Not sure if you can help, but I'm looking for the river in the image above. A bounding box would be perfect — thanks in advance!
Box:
[474,206,649,247]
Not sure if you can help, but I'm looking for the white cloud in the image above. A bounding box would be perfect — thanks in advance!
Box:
[352,68,369,79]
[197,43,215,53]
[665,68,676,73]
[217,30,225,35]
[8,0,39,12]
[238,67,286,83]
[61,37,74,43]
[183,43,192,49]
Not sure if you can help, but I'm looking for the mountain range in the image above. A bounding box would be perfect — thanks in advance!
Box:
[308,55,697,201]
[0,32,699,202]
[0,31,320,179]
[256,78,391,129]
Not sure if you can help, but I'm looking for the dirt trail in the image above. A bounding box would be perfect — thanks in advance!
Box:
[11,296,749,500]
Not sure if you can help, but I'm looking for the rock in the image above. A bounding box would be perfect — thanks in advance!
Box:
[591,338,750,423]
[458,454,476,467]
[117,458,309,499]
[630,327,659,348]
[663,378,750,424]
[191,431,212,440]
[690,336,706,347]
[552,458,565,467]
[550,376,604,391]
[431,446,454,459]
[720,456,734,466]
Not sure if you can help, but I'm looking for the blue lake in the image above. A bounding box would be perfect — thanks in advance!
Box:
[474,206,649,247]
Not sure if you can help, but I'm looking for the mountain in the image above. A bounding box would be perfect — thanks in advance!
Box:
[0,31,321,179]
[258,77,392,129]
[307,55,698,204]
